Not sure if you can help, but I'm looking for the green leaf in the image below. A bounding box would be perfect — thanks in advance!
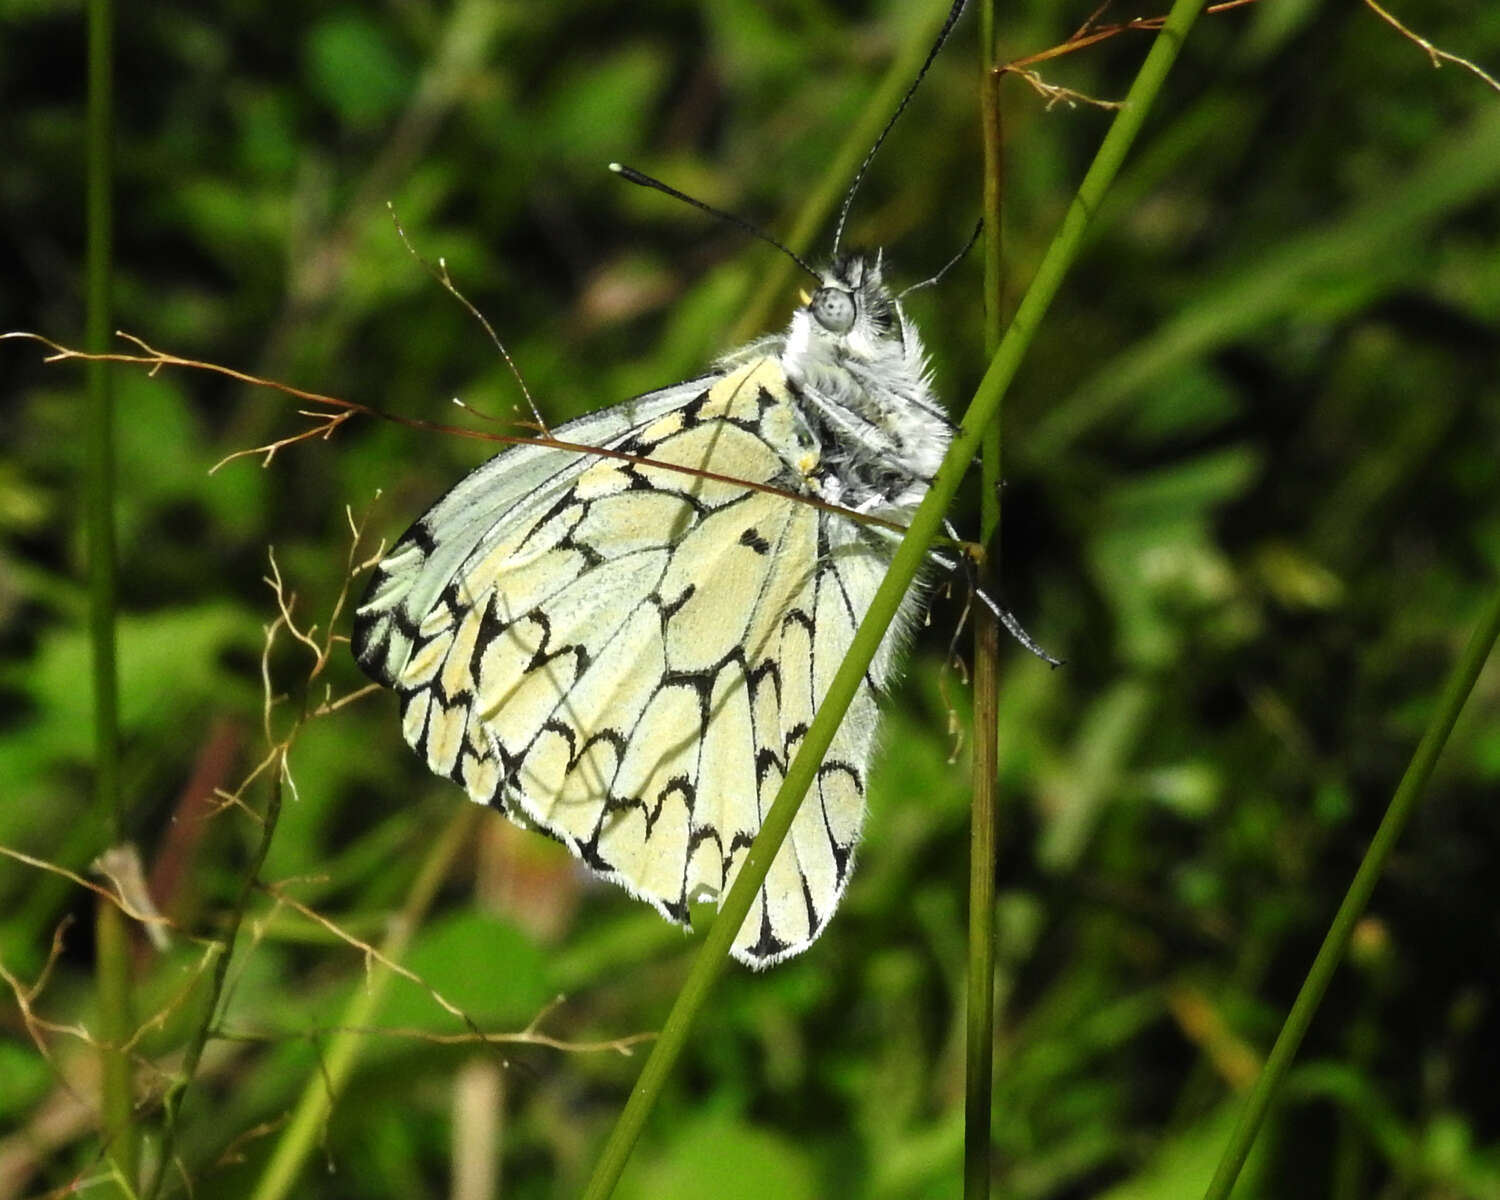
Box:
[0,605,255,809]
[303,13,412,130]
[619,1112,821,1200]
[374,910,553,1031]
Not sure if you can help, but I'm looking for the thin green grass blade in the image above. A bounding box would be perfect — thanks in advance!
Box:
[1203,583,1500,1200]
[142,758,288,1200]
[583,1,1209,1194]
[248,807,481,1200]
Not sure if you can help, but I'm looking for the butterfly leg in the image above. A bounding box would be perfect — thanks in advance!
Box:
[973,587,1063,667]
[944,519,1063,668]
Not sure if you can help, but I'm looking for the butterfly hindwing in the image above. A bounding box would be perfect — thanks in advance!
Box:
[355,357,893,966]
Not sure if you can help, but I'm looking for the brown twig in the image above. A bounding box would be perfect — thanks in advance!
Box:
[1008,68,1125,111]
[0,920,84,1064]
[214,1021,655,1057]
[1361,0,1500,93]
[1,330,911,535]
[1005,0,1260,72]
[257,881,493,1041]
[214,409,355,472]
[141,549,326,1199]
[213,1113,291,1168]
[0,845,182,934]
[997,0,1261,107]
[119,944,222,1057]
[386,203,550,435]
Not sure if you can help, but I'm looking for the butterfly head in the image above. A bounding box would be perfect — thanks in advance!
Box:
[780,248,929,410]
[804,251,902,348]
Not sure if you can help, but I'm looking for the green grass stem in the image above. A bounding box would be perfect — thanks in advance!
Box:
[85,0,136,1189]
[1203,582,1500,1200]
[1028,104,1500,460]
[582,2,1208,1194]
[965,3,1004,1195]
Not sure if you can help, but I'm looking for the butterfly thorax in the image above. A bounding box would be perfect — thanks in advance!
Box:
[753,252,951,519]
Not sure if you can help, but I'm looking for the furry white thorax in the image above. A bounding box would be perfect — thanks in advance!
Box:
[724,252,952,520]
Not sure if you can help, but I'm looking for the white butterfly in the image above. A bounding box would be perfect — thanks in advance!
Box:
[352,249,953,967]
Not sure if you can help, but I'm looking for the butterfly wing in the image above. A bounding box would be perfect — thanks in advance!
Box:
[354,357,893,966]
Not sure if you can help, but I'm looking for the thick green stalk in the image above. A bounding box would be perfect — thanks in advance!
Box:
[95,901,136,1193]
[976,0,1004,540]
[977,0,1005,379]
[249,807,481,1200]
[1203,583,1500,1200]
[86,0,135,1188]
[965,3,1004,1196]
[583,2,1208,1195]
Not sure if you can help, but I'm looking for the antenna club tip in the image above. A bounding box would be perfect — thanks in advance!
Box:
[607,161,624,173]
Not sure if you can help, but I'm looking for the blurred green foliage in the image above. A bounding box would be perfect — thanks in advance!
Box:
[2,0,1499,1197]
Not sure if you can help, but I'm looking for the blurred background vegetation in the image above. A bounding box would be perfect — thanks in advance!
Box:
[3,0,1499,1196]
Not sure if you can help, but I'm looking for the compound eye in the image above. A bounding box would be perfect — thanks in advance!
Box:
[810,287,856,334]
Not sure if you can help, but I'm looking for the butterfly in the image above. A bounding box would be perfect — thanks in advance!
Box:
[351,246,956,967]
[352,0,980,967]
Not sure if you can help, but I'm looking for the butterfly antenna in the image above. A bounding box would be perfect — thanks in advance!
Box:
[609,162,820,282]
[898,217,983,299]
[831,0,969,256]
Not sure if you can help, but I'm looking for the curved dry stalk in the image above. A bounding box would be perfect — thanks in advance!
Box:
[2,331,912,537]
[1004,0,1261,73]
[386,202,549,434]
[0,846,185,935]
[213,1023,655,1056]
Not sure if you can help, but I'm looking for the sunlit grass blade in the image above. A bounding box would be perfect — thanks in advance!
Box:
[582,0,1211,1194]
[1028,103,1500,460]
